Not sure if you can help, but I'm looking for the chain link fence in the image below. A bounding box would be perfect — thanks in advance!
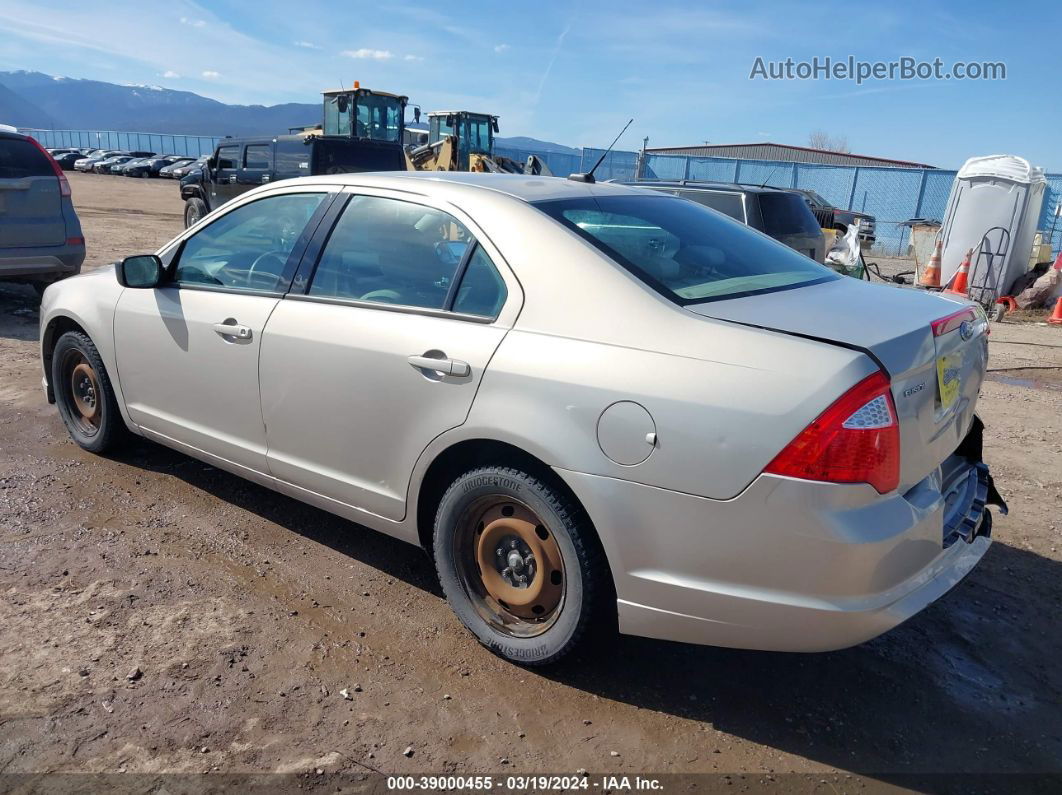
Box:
[19,127,1062,259]
[18,128,220,158]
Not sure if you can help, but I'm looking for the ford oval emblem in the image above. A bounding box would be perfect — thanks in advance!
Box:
[959,320,974,341]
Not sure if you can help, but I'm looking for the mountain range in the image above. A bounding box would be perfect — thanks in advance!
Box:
[0,70,578,154]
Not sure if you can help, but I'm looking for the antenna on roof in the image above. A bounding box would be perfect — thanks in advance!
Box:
[758,164,781,188]
[568,118,634,183]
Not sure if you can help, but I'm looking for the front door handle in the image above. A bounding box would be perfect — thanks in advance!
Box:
[407,354,471,377]
[213,322,252,340]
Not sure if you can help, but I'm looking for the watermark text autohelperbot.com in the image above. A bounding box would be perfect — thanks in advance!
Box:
[749,56,1006,84]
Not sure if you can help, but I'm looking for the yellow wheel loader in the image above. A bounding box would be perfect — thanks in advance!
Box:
[406,111,552,175]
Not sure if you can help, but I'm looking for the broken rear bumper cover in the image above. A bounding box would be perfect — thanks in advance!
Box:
[554,422,1005,653]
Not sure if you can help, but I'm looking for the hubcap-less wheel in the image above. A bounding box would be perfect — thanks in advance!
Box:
[65,352,101,436]
[457,498,565,638]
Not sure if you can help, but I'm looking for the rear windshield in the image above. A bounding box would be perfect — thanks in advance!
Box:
[758,192,822,237]
[535,195,836,304]
[0,137,55,179]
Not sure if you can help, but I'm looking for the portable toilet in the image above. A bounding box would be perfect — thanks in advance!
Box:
[939,155,1046,303]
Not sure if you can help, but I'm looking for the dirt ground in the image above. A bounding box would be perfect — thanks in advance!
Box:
[0,172,1060,787]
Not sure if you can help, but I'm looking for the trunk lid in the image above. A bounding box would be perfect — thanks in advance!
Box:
[686,277,989,490]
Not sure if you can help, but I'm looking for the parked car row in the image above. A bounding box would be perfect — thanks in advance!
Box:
[64,148,203,178]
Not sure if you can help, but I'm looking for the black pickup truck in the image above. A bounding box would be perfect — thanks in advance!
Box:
[791,188,876,248]
[180,134,406,227]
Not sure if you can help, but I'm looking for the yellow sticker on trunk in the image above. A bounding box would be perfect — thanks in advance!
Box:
[937,353,962,409]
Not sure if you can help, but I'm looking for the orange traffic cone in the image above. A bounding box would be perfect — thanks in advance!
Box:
[1049,296,1062,325]
[945,248,974,296]
[920,239,943,287]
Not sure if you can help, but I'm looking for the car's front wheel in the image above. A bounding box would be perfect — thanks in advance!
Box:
[434,465,611,665]
[51,331,128,454]
[184,197,208,228]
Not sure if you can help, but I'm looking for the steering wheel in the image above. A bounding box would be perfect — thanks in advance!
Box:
[246,250,288,289]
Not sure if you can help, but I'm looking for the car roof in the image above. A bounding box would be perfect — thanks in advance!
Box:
[277,171,661,204]
[621,179,800,195]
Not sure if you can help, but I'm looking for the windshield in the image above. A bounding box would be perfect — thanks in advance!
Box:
[459,115,493,155]
[356,94,403,142]
[535,195,836,304]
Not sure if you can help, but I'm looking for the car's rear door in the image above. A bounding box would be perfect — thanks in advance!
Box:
[113,188,335,474]
[238,142,273,192]
[0,134,65,249]
[258,188,521,521]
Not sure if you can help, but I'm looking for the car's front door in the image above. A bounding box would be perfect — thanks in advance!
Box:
[210,144,240,207]
[259,191,520,521]
[113,189,331,473]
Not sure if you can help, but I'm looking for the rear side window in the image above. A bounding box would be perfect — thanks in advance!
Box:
[0,137,55,179]
[244,145,270,170]
[536,195,836,304]
[215,146,239,170]
[309,195,473,311]
[758,193,822,237]
[672,189,745,223]
[453,246,507,317]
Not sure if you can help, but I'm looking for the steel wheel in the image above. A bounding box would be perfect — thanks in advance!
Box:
[62,350,102,436]
[455,497,566,638]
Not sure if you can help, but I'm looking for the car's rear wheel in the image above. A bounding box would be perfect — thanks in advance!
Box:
[434,465,610,665]
[184,197,208,228]
[52,331,128,454]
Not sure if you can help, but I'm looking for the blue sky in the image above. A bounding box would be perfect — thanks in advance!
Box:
[1,0,1060,169]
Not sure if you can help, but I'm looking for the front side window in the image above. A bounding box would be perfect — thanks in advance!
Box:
[243,145,270,170]
[535,195,836,304]
[215,146,239,170]
[309,195,475,310]
[428,115,452,146]
[173,193,326,292]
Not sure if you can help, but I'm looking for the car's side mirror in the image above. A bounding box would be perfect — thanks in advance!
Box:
[117,254,163,288]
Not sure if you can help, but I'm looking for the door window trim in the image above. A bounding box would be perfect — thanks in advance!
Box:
[162,190,339,297]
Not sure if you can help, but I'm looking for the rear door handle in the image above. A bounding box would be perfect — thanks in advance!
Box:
[407,354,471,377]
[213,322,252,340]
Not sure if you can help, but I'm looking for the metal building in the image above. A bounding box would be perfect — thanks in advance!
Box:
[645,142,937,169]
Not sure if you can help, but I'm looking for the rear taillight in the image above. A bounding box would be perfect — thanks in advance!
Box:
[763,371,900,494]
[27,136,71,197]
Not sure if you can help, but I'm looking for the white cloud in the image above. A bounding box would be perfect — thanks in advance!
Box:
[403,54,424,62]
[494,43,509,53]
[179,16,206,28]
[293,40,320,50]
[162,70,180,78]
[201,70,221,79]
[341,48,393,60]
